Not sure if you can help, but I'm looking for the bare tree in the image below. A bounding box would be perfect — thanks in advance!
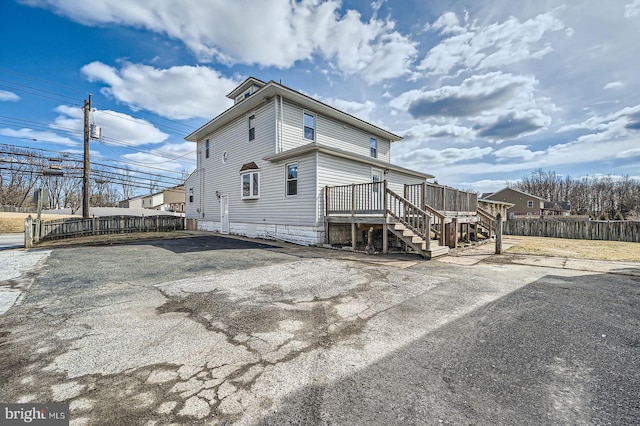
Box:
[513,170,640,220]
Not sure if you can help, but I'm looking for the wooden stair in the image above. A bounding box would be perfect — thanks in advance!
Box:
[389,222,449,259]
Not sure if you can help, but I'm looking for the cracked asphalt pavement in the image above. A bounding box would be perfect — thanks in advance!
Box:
[0,234,639,425]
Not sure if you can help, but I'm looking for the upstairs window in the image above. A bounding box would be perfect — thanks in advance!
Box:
[527,200,534,208]
[249,115,255,141]
[286,163,298,196]
[370,137,377,158]
[303,112,315,141]
[188,187,194,203]
[205,139,210,158]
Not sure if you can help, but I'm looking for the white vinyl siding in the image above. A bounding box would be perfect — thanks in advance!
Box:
[198,99,317,227]
[316,152,425,222]
[197,100,274,222]
[279,98,391,161]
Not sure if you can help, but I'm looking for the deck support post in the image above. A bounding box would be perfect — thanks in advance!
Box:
[351,222,357,250]
[382,222,388,254]
[24,215,33,249]
[324,221,330,245]
[365,227,374,254]
[495,213,503,254]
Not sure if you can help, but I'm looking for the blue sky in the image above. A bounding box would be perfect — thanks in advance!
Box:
[1,0,640,195]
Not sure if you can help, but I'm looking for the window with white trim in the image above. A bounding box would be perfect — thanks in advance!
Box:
[303,112,315,141]
[188,187,194,203]
[370,137,377,158]
[286,162,298,196]
[240,162,260,200]
[241,172,260,199]
[205,139,210,158]
[527,200,534,208]
[249,115,255,141]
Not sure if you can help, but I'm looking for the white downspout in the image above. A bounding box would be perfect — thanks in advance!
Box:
[279,95,284,153]
[274,95,279,154]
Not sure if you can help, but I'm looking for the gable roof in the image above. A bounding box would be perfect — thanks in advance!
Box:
[226,77,266,100]
[240,161,260,172]
[185,78,402,143]
[485,187,546,201]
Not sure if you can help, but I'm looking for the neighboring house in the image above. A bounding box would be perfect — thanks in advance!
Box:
[118,195,144,209]
[484,188,545,219]
[543,201,571,216]
[164,185,186,212]
[185,77,437,247]
[141,186,186,212]
[142,192,164,210]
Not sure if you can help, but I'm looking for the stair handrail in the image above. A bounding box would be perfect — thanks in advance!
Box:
[386,188,431,251]
[477,206,496,236]
[420,203,444,245]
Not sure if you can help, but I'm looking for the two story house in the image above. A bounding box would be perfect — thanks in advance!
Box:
[484,188,545,219]
[185,77,437,249]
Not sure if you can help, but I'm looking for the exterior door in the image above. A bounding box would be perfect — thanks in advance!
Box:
[220,195,229,234]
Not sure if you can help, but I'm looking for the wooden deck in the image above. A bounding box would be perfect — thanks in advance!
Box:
[324,181,491,258]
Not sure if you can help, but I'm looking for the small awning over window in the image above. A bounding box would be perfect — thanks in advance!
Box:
[240,161,260,172]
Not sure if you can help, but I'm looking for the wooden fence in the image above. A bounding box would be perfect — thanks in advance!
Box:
[503,219,640,242]
[1,205,35,213]
[25,215,185,247]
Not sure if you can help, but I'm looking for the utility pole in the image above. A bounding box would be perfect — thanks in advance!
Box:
[82,94,91,218]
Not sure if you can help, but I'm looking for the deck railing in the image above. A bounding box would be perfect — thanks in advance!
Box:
[405,182,478,213]
[386,188,430,251]
[477,206,496,237]
[325,181,432,247]
[325,181,385,215]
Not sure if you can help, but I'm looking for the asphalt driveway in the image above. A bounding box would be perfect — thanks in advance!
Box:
[0,235,638,425]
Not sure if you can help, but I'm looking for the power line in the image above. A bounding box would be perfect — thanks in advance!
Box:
[0,143,186,184]
[0,67,87,96]
[0,71,198,136]
[0,79,79,103]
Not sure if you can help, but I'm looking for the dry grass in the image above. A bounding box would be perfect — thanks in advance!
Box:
[506,236,640,262]
[0,212,76,233]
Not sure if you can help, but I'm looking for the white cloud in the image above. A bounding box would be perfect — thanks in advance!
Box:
[419,11,564,75]
[401,122,475,142]
[460,179,517,194]
[319,97,376,121]
[397,146,492,166]
[51,105,169,146]
[25,0,416,83]
[494,144,539,161]
[430,12,465,35]
[617,148,640,158]
[391,72,553,141]
[0,128,79,146]
[558,104,640,132]
[122,142,195,173]
[81,62,237,120]
[0,90,20,102]
[625,0,640,18]
[603,81,624,90]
